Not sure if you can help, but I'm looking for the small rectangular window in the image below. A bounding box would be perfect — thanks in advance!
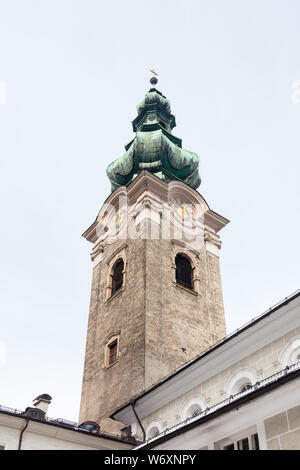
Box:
[109,341,118,365]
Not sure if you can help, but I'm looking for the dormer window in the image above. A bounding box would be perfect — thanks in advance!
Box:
[188,404,202,419]
[175,254,193,289]
[240,383,252,393]
[148,427,160,439]
[78,421,100,433]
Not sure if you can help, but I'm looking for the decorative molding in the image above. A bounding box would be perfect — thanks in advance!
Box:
[171,239,201,259]
[91,242,104,261]
[224,367,258,397]
[179,395,206,421]
[279,335,300,368]
[82,172,229,247]
[102,332,121,371]
[106,243,128,265]
[105,286,125,305]
[173,282,199,297]
[204,231,221,249]
[102,357,120,371]
[144,417,164,439]
[103,330,121,346]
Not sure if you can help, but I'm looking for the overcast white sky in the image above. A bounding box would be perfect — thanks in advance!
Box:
[0,0,299,423]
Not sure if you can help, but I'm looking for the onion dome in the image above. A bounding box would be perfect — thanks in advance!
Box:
[134,88,175,132]
[106,78,201,192]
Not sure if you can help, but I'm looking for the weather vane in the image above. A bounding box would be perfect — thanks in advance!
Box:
[149,69,158,86]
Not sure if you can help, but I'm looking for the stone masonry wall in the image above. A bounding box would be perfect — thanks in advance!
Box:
[79,239,147,426]
[80,233,227,428]
[265,406,300,450]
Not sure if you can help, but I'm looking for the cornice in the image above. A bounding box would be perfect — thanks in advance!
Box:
[82,172,229,248]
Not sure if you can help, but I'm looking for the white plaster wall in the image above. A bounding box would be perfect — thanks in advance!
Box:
[152,378,300,450]
[0,423,19,450]
[138,326,300,438]
[0,418,133,450]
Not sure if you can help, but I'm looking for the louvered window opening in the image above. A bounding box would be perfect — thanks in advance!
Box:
[176,254,193,289]
[111,259,124,295]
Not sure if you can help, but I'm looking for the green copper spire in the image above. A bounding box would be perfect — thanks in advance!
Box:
[106,78,201,192]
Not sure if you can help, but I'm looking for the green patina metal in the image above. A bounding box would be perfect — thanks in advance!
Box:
[106,87,201,192]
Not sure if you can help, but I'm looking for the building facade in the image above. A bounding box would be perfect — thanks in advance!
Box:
[78,79,300,449]
[112,290,300,450]
[1,78,299,450]
[0,396,136,450]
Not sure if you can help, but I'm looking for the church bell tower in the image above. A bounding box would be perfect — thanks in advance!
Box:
[79,76,229,429]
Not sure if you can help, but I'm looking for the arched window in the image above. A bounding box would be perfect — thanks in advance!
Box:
[145,418,164,440]
[240,383,252,393]
[175,254,193,289]
[187,404,202,419]
[111,259,124,296]
[279,336,300,368]
[148,426,160,439]
[179,396,206,422]
[224,367,257,397]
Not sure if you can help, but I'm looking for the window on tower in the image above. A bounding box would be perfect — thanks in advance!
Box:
[103,332,121,369]
[111,258,124,296]
[108,341,118,366]
[175,254,193,289]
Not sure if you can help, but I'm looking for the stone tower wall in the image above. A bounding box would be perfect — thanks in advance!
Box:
[79,172,228,427]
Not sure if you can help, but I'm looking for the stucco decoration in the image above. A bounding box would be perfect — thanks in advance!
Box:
[145,418,164,440]
[179,395,206,421]
[224,367,258,397]
[279,335,300,368]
